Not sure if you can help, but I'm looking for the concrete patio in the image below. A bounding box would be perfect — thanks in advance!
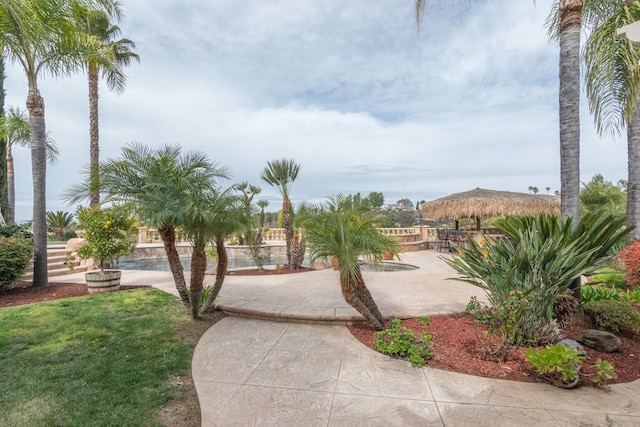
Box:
[55,250,640,426]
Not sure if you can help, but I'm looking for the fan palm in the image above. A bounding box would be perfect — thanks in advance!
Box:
[261,158,301,268]
[0,107,59,223]
[75,8,139,207]
[301,195,399,330]
[0,0,122,287]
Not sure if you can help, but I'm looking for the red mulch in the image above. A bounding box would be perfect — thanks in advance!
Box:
[348,314,640,386]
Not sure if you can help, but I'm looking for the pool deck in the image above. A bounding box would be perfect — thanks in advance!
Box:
[53,251,640,426]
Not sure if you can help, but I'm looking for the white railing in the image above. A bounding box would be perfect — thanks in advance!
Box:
[133,226,440,244]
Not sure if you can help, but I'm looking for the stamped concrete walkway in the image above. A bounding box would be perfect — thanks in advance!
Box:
[56,251,640,426]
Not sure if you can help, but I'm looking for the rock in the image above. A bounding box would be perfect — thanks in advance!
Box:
[558,339,586,357]
[65,238,86,252]
[577,329,622,353]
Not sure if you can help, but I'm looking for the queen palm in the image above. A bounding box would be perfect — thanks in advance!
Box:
[0,107,59,223]
[75,9,139,207]
[0,0,121,287]
[261,158,301,268]
[582,1,640,240]
[301,195,399,330]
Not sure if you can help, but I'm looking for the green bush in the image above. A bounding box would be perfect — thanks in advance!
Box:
[374,319,433,366]
[581,284,624,304]
[591,269,626,288]
[584,299,640,334]
[525,344,585,385]
[0,237,34,290]
[446,212,631,345]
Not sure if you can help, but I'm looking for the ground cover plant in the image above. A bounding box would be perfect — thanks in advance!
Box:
[0,288,222,426]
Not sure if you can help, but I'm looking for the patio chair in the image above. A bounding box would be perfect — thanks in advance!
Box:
[436,228,451,253]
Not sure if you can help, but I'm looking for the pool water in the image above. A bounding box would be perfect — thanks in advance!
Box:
[117,257,287,272]
[117,257,418,272]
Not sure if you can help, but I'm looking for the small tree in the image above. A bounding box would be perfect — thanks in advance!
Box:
[76,206,136,270]
[301,194,398,330]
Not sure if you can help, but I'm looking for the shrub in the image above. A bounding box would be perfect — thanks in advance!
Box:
[525,344,585,386]
[446,212,630,345]
[0,223,32,239]
[0,237,33,290]
[581,284,624,304]
[374,319,433,366]
[619,240,640,289]
[583,299,640,334]
[590,268,626,288]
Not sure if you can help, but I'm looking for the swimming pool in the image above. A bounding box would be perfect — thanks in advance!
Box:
[117,257,418,272]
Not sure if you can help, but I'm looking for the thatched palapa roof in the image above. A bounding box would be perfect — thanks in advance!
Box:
[421,187,560,220]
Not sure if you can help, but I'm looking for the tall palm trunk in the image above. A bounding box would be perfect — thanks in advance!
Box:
[627,96,640,240]
[0,57,7,221]
[88,62,100,207]
[201,239,228,314]
[559,0,582,226]
[6,147,15,223]
[26,88,48,287]
[158,224,191,313]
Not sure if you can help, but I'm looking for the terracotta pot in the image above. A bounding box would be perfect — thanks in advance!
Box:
[383,251,394,260]
[331,256,340,270]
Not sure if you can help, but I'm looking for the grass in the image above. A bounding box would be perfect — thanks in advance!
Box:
[0,288,222,426]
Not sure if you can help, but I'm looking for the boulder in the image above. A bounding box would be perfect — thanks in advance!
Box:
[558,339,586,357]
[65,238,86,252]
[577,329,622,353]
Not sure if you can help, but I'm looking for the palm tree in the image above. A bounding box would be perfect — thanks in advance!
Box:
[235,181,261,245]
[261,158,301,268]
[0,56,6,219]
[75,9,139,207]
[582,1,640,240]
[0,107,59,223]
[0,0,122,287]
[65,142,231,319]
[301,195,399,330]
[46,210,74,241]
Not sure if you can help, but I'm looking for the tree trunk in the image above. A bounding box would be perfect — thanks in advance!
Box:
[201,239,228,314]
[0,57,7,221]
[340,267,385,330]
[6,148,15,223]
[189,245,207,319]
[26,88,48,288]
[158,225,191,314]
[283,196,293,267]
[558,0,582,227]
[88,63,100,207]
[627,96,640,241]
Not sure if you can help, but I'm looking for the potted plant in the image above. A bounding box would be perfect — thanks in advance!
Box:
[76,206,137,294]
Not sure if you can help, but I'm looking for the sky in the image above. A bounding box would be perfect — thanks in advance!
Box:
[3,0,629,222]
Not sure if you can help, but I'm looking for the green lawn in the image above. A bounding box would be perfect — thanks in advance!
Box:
[0,288,221,426]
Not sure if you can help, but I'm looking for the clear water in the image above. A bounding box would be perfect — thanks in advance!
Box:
[117,256,418,272]
[117,257,288,272]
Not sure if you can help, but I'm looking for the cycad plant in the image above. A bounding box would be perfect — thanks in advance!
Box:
[301,195,399,330]
[446,211,631,344]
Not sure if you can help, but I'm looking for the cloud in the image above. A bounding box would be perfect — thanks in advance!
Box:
[3,0,628,221]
